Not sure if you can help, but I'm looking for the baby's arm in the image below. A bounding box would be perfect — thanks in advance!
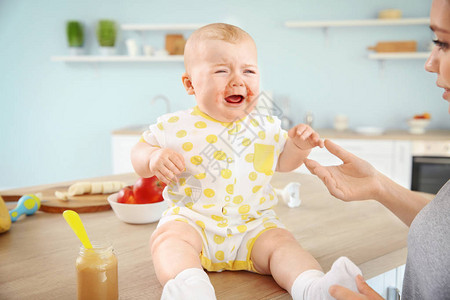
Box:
[276,124,324,172]
[131,141,185,185]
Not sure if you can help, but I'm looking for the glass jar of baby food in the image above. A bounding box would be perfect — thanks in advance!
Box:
[76,242,118,300]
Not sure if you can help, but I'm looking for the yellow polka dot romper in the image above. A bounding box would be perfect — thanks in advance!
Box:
[142,106,289,272]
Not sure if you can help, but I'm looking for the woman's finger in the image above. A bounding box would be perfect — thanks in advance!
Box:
[304,160,332,184]
[355,275,384,298]
[305,159,347,199]
[324,139,357,164]
[304,158,322,174]
[329,285,365,300]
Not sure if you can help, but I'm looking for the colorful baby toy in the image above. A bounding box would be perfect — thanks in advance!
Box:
[9,194,41,222]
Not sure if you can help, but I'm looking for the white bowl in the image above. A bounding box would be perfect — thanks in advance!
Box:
[408,119,430,134]
[107,193,168,224]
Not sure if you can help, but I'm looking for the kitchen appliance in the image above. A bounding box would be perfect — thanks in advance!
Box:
[411,140,450,194]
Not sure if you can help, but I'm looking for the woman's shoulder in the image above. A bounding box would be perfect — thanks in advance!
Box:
[440,179,450,192]
[404,181,450,299]
[432,180,450,204]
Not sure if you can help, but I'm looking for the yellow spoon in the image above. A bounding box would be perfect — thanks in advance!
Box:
[63,210,93,249]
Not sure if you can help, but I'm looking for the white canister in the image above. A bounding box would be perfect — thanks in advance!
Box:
[334,115,349,131]
[126,39,139,56]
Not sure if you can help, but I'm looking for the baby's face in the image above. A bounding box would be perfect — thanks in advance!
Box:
[186,38,260,122]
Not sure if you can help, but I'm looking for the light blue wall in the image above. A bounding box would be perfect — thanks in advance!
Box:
[1,0,448,188]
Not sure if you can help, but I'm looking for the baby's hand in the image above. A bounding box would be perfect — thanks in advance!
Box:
[149,148,185,185]
[288,124,324,150]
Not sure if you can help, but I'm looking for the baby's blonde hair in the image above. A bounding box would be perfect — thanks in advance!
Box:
[189,23,252,44]
[184,23,255,72]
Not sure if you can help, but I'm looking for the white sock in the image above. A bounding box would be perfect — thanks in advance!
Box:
[291,257,362,300]
[161,268,216,300]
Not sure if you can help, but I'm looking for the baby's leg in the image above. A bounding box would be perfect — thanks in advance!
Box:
[150,220,203,285]
[250,228,322,290]
[251,228,361,300]
[151,220,216,299]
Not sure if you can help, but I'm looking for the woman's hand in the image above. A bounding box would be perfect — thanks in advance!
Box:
[149,148,185,185]
[304,139,382,201]
[329,275,385,300]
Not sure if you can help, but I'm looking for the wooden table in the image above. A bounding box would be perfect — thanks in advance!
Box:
[0,173,411,299]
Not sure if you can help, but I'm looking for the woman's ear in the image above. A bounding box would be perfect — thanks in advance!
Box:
[182,73,195,95]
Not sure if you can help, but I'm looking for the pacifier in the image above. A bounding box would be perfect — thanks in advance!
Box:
[275,182,301,208]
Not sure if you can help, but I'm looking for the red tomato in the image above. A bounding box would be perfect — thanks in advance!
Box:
[117,186,136,204]
[133,176,166,204]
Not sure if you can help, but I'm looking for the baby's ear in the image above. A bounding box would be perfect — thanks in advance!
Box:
[181,73,195,95]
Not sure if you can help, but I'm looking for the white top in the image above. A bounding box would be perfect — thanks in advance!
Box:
[142,106,288,236]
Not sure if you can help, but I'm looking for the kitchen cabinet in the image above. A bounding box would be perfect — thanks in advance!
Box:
[366,264,406,299]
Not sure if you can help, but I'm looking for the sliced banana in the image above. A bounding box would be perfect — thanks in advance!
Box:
[102,181,114,194]
[112,181,125,190]
[90,182,103,194]
[55,191,69,201]
[61,181,127,198]
[68,182,91,196]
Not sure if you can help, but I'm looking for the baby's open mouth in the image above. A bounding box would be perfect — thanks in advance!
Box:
[225,95,244,104]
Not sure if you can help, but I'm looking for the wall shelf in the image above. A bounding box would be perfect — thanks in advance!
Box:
[368,52,431,60]
[51,55,184,62]
[285,17,430,28]
[285,17,431,68]
[121,23,205,31]
[52,24,204,63]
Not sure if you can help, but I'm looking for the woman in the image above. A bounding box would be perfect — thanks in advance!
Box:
[304,0,450,299]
